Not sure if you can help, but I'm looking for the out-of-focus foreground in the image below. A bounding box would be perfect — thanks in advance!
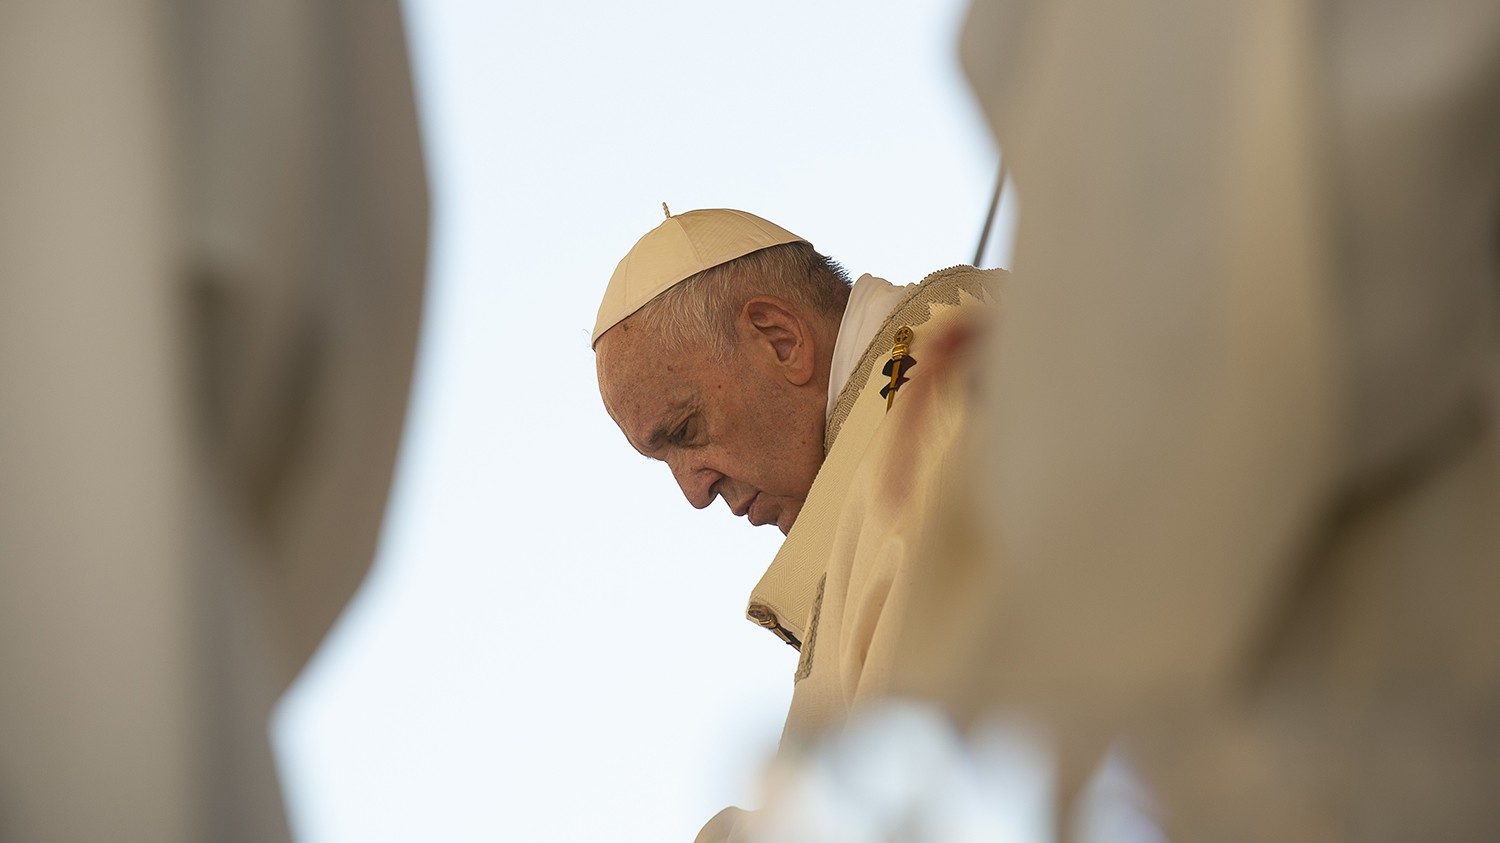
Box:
[4,0,1499,840]
[798,1,1500,841]
[0,2,426,840]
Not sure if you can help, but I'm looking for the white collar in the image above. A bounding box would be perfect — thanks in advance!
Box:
[826,274,909,421]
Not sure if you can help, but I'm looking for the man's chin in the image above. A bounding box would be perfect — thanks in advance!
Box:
[776,504,801,535]
[747,498,800,534]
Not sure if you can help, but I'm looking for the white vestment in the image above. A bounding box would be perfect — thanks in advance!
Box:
[700,266,998,843]
[826,274,913,421]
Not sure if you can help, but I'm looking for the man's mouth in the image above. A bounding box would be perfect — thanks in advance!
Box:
[747,494,777,527]
[730,492,759,519]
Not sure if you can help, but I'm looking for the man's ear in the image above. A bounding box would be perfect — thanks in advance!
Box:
[740,297,815,386]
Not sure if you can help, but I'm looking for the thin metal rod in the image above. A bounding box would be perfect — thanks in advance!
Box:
[972,159,1007,266]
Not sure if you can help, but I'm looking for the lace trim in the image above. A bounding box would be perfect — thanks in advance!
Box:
[824,265,992,452]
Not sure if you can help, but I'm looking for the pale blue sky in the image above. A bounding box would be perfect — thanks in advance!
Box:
[274,1,1014,840]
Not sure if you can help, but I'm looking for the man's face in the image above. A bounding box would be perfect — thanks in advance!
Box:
[596,318,826,534]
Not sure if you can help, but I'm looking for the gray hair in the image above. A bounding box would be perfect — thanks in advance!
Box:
[628,241,852,358]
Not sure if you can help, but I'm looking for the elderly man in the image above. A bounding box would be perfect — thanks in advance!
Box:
[592,207,997,840]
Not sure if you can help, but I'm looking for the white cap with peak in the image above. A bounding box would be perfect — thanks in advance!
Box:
[591,207,808,346]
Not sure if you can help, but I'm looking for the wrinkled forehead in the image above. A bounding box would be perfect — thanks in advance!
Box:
[595,326,690,436]
[594,324,654,404]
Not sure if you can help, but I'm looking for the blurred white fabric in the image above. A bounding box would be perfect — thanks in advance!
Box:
[0,2,426,839]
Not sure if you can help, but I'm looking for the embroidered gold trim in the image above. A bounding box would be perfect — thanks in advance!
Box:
[824,266,992,452]
[747,602,802,650]
[883,325,915,411]
[794,574,827,682]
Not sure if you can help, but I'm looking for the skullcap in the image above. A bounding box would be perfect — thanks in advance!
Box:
[591,207,807,346]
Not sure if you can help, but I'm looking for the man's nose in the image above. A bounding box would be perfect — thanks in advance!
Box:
[668,459,719,510]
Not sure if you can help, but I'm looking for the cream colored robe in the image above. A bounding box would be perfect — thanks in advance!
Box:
[697,266,997,843]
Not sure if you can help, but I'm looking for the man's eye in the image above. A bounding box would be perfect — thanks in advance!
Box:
[672,420,692,444]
